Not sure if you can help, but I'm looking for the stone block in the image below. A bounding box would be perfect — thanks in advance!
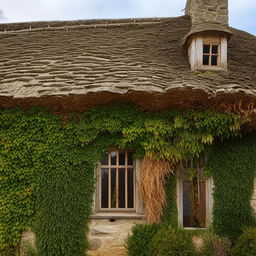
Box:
[89,238,102,251]
[88,218,142,255]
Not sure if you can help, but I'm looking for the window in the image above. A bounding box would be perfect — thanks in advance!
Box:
[188,33,227,71]
[99,150,135,210]
[182,168,206,228]
[177,158,214,228]
[203,44,220,67]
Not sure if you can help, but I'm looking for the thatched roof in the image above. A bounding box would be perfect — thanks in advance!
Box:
[0,15,255,112]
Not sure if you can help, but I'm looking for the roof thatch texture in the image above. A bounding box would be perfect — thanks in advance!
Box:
[0,16,255,111]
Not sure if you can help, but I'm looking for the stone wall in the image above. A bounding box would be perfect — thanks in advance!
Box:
[88,218,142,256]
[185,0,228,26]
[20,218,142,256]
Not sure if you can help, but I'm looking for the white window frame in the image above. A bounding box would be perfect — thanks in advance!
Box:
[188,33,228,71]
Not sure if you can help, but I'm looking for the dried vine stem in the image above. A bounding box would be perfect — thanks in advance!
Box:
[139,156,174,223]
[219,100,256,118]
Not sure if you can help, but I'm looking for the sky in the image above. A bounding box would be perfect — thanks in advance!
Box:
[0,0,255,35]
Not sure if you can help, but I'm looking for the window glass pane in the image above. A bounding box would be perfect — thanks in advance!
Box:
[183,179,205,228]
[203,44,210,54]
[199,181,206,228]
[101,153,109,165]
[211,55,218,66]
[203,55,209,65]
[111,168,117,208]
[128,152,133,165]
[183,181,192,227]
[128,168,134,208]
[118,168,125,208]
[101,168,109,208]
[212,45,218,54]
[111,152,117,165]
[119,152,125,165]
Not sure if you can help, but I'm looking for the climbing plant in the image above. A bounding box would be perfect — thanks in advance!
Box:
[206,134,256,241]
[0,103,245,255]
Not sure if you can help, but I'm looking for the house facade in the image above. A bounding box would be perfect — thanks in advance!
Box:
[0,0,256,256]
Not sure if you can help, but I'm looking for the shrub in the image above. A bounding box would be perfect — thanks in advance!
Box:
[125,223,160,256]
[200,233,231,256]
[150,226,197,256]
[231,227,256,256]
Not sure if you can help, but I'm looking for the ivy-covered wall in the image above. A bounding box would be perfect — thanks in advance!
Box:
[0,103,250,255]
[206,135,256,241]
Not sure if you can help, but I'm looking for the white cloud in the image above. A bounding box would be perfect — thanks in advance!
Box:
[0,8,6,21]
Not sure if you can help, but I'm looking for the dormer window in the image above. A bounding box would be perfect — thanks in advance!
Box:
[188,33,227,71]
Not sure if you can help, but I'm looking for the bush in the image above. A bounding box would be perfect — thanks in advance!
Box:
[150,226,197,256]
[200,233,231,256]
[231,227,256,256]
[125,223,160,256]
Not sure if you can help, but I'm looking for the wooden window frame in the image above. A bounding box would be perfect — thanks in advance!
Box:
[99,150,136,212]
[176,159,214,229]
[188,33,228,71]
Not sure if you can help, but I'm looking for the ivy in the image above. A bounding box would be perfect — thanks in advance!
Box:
[161,174,178,227]
[206,134,256,241]
[0,103,245,255]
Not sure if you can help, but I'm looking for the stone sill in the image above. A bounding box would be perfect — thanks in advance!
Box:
[183,227,206,230]
[91,212,145,219]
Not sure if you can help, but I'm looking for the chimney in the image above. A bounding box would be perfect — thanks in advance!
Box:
[185,0,229,26]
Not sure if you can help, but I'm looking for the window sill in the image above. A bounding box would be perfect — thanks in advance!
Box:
[183,227,206,230]
[192,66,227,72]
[91,212,145,219]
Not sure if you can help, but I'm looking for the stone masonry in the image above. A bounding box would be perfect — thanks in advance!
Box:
[20,218,143,256]
[88,218,142,256]
[185,0,229,26]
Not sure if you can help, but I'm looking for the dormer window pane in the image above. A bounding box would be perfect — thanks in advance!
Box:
[203,55,210,65]
[202,43,220,67]
[203,44,210,53]
[211,55,218,66]
[212,45,219,54]
[188,35,227,71]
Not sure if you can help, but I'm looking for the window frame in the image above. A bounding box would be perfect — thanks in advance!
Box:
[188,33,228,71]
[92,150,144,216]
[176,160,214,229]
[202,43,220,67]
[99,150,136,212]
